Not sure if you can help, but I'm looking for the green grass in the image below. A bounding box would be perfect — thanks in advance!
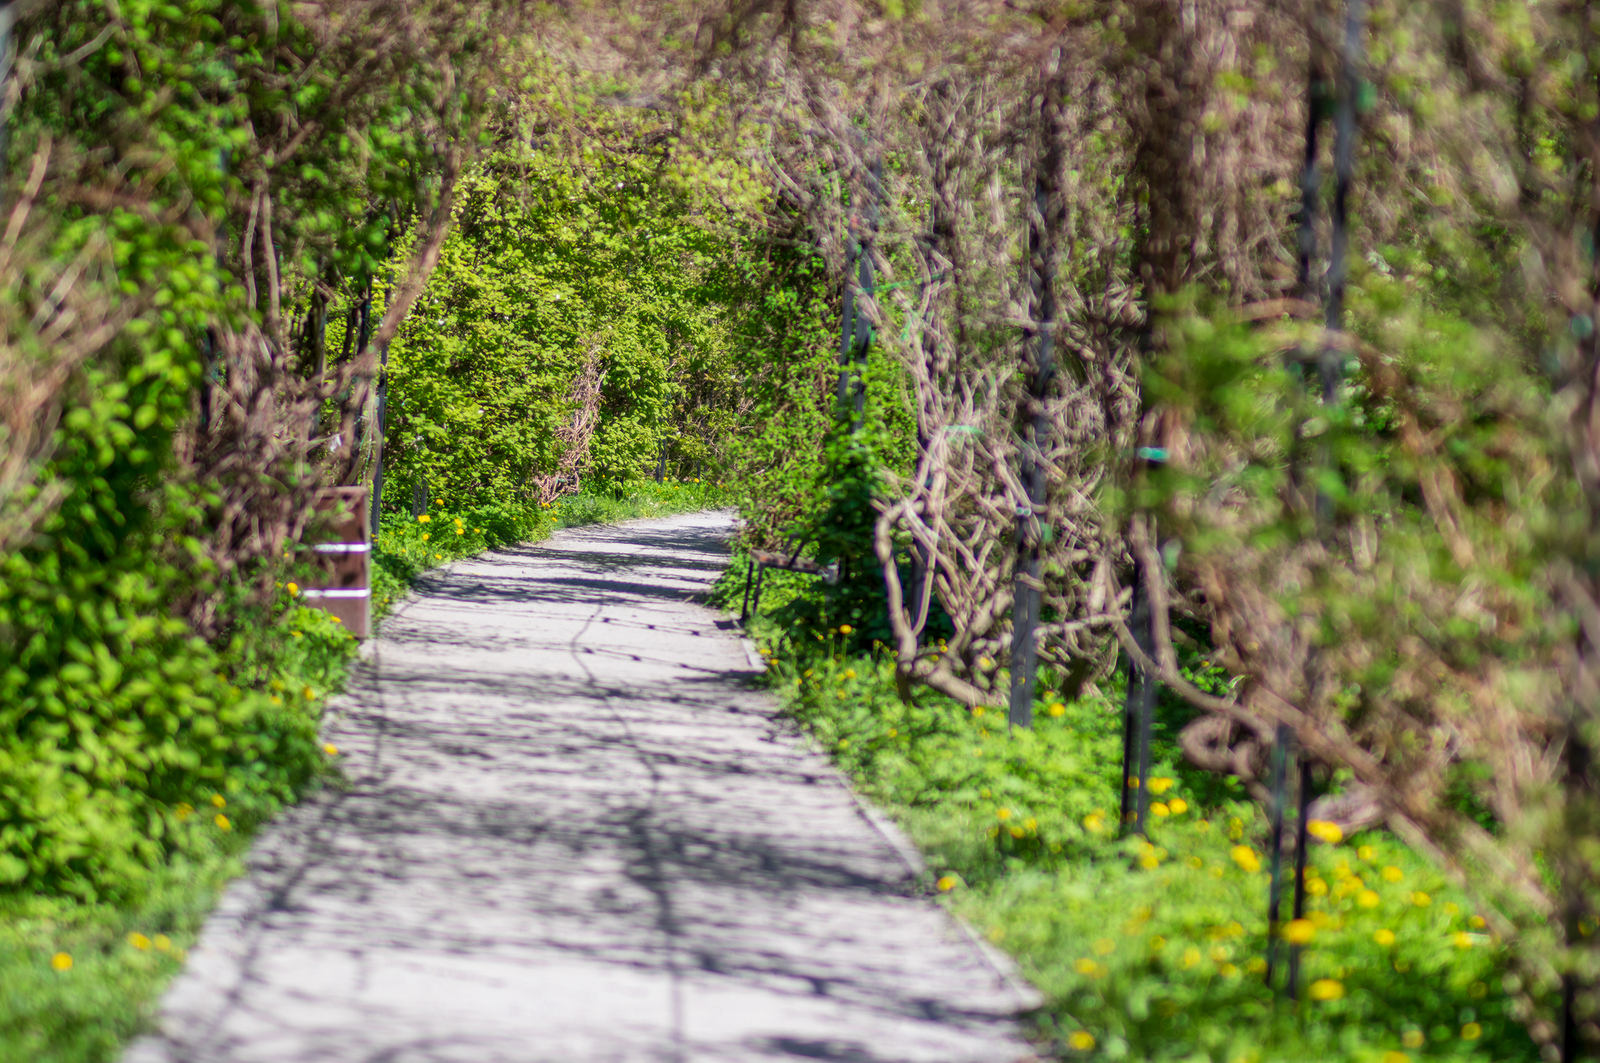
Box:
[0,480,728,1063]
[0,840,246,1063]
[721,552,1541,1063]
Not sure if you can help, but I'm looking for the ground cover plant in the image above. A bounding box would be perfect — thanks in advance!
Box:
[730,559,1539,1062]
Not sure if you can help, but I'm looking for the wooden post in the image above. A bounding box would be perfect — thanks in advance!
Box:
[302,486,371,638]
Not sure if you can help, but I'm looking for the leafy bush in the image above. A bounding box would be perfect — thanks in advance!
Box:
[0,591,352,899]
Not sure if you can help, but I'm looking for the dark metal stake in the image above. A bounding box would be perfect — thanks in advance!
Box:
[1120,576,1157,836]
[740,560,756,622]
[750,564,768,617]
[1264,725,1292,989]
[1288,758,1314,1001]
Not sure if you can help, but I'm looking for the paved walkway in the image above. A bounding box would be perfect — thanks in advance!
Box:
[126,512,1038,1063]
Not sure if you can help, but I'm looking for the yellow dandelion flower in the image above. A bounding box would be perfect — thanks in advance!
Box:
[1182,947,1201,968]
[1009,825,1026,838]
[1139,853,1161,869]
[330,616,342,623]
[1023,817,1037,830]
[1374,928,1396,946]
[1385,1053,1412,1063]
[1151,801,1170,817]
[214,813,232,830]
[211,794,226,808]
[1381,865,1404,882]
[51,952,72,971]
[1283,919,1315,945]
[887,728,897,737]
[422,533,430,541]
[1358,844,1377,860]
[1402,1029,1425,1048]
[838,739,849,750]
[1453,932,1474,949]
[1228,817,1244,839]
[270,695,282,705]
[1306,877,1329,896]
[1083,813,1105,833]
[937,875,958,891]
[457,529,465,535]
[1412,891,1431,907]
[1462,1023,1482,1041]
[1307,820,1344,844]
[435,553,442,559]
[324,744,339,755]
[175,803,193,820]
[1469,915,1486,929]
[996,808,1012,821]
[1358,889,1381,908]
[128,933,151,950]
[1195,819,1211,831]
[1048,702,1066,717]
[1247,956,1267,973]
[1308,978,1345,1001]
[838,624,853,634]
[1067,1031,1095,1052]
[1168,798,1188,814]
[842,669,856,680]
[417,514,431,523]
[286,582,299,596]
[1149,935,1167,950]
[1220,962,1240,978]
[153,935,172,952]
[1148,777,1174,795]
[1187,855,1203,869]
[1231,845,1261,872]
[304,687,316,700]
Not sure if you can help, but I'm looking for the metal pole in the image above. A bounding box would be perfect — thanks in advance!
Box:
[0,1,17,186]
[835,154,880,427]
[368,341,389,536]
[1009,68,1064,730]
[1316,0,1365,528]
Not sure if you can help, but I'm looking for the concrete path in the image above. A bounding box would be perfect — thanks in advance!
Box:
[126,511,1039,1063]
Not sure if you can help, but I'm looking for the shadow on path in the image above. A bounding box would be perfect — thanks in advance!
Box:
[124,511,1038,1063]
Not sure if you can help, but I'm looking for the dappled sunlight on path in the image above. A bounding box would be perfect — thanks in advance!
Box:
[124,511,1038,1063]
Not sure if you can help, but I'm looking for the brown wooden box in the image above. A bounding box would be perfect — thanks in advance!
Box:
[301,486,371,639]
